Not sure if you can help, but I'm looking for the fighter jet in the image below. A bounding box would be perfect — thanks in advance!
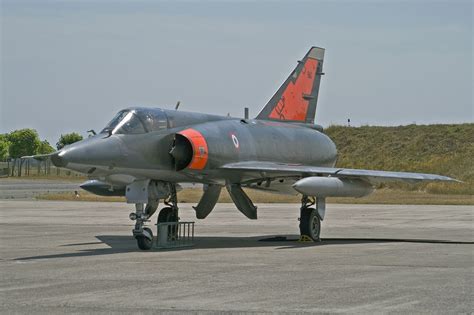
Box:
[28,47,456,250]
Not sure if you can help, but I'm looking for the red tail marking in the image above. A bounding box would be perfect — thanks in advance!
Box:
[269,58,318,121]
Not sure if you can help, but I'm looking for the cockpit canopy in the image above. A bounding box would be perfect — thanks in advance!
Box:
[101,108,168,135]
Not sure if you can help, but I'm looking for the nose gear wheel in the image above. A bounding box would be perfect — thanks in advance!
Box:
[136,227,153,250]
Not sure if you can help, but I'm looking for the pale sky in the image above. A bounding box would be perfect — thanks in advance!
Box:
[1,0,472,143]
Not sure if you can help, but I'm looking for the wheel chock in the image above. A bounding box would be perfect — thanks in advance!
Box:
[298,235,314,243]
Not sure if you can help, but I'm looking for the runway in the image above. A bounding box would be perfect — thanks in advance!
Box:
[0,179,80,200]
[1,201,472,313]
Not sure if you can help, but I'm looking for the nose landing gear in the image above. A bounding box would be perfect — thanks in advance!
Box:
[129,183,180,250]
[130,202,157,250]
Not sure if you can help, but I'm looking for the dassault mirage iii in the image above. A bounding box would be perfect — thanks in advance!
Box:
[29,47,456,249]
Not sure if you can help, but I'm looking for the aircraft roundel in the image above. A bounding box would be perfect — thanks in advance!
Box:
[231,134,239,149]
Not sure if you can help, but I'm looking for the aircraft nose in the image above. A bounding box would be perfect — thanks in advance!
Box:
[51,136,125,167]
[50,152,67,167]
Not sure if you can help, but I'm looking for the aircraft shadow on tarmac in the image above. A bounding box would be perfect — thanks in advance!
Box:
[14,235,473,261]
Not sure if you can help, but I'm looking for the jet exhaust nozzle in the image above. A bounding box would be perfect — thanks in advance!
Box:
[170,134,193,170]
[293,177,373,198]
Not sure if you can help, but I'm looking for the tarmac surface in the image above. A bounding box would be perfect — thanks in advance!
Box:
[0,200,472,314]
[0,179,80,200]
[0,179,197,200]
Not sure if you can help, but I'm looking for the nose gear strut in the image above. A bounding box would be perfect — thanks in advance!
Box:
[129,183,180,250]
[131,202,154,250]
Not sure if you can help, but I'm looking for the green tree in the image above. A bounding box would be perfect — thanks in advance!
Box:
[7,129,41,176]
[8,129,41,158]
[0,134,10,161]
[56,133,83,150]
[38,140,55,154]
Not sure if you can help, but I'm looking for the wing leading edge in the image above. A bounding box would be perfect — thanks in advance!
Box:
[220,161,458,185]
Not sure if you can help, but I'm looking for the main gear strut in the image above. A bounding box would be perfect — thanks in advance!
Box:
[299,195,325,242]
[157,183,180,240]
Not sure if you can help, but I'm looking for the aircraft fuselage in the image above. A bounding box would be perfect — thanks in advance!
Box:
[54,108,337,188]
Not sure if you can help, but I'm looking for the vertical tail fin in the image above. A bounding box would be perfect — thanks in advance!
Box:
[256,46,325,124]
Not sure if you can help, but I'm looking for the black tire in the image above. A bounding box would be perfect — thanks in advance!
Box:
[157,207,178,240]
[157,207,178,223]
[299,208,321,241]
[137,227,153,250]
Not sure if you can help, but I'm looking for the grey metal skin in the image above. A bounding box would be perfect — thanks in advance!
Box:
[55,108,337,187]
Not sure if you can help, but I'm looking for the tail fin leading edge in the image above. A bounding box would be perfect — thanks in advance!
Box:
[256,47,325,124]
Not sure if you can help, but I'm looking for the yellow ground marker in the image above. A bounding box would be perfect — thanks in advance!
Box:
[298,235,314,242]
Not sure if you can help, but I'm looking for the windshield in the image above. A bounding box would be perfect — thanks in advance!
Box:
[101,110,146,135]
[135,109,168,131]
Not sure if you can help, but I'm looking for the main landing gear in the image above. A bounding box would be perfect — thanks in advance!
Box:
[299,195,326,241]
[157,185,179,241]
[130,184,180,250]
